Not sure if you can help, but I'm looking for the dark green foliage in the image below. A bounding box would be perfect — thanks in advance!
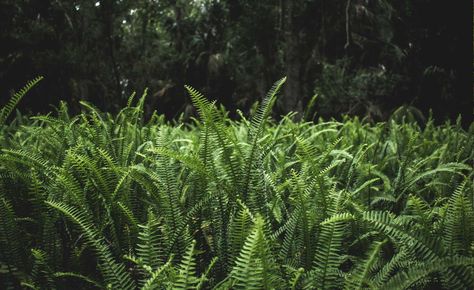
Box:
[0,80,473,289]
[1,1,469,123]
[0,76,43,127]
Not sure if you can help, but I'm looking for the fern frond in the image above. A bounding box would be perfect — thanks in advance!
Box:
[443,179,474,255]
[242,77,286,197]
[0,76,43,127]
[141,257,172,290]
[136,211,165,271]
[344,239,387,290]
[383,256,474,290]
[172,240,199,289]
[46,200,135,290]
[29,249,55,289]
[228,201,255,262]
[362,211,441,261]
[54,272,103,288]
[0,195,26,274]
[305,213,348,289]
[230,216,279,290]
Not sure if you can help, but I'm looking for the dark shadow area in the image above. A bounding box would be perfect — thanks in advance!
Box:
[0,0,472,124]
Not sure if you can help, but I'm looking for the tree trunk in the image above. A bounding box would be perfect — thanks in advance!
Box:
[283,0,303,115]
[101,0,121,101]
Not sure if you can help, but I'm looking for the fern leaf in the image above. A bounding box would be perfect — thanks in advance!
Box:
[242,77,286,197]
[230,217,278,290]
[383,256,474,290]
[305,214,347,289]
[344,239,387,290]
[173,240,199,289]
[0,76,43,127]
[46,200,135,290]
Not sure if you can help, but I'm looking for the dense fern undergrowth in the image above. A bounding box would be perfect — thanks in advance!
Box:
[0,77,473,289]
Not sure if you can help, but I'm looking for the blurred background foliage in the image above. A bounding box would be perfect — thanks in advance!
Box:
[0,0,471,123]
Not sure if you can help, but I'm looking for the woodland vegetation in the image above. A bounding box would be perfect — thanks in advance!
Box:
[0,78,473,289]
[0,1,473,289]
[0,0,471,123]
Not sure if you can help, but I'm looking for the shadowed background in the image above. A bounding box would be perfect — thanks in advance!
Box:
[0,0,472,123]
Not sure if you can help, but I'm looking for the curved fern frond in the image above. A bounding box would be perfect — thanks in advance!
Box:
[242,77,286,197]
[228,201,255,262]
[29,249,55,289]
[141,257,172,290]
[383,256,474,290]
[136,211,165,271]
[54,272,103,289]
[0,76,43,127]
[362,211,440,261]
[45,200,134,290]
[344,239,387,290]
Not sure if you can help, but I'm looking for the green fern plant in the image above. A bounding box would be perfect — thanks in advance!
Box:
[46,200,135,290]
[0,78,472,289]
[0,76,43,128]
[230,216,280,289]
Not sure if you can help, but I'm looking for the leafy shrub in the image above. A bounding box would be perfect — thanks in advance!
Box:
[315,59,402,120]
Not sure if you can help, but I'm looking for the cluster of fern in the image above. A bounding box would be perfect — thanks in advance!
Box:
[0,77,473,289]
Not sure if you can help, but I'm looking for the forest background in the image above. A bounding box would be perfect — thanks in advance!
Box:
[0,0,472,123]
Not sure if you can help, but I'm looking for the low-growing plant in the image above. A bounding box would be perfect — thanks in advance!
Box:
[0,78,473,289]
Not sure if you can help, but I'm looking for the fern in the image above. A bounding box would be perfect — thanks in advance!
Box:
[136,211,165,271]
[305,214,348,289]
[242,77,286,197]
[362,211,441,261]
[0,78,472,290]
[443,179,474,255]
[0,76,43,127]
[140,257,172,290]
[344,239,387,290]
[231,216,278,289]
[383,256,474,290]
[46,200,135,290]
[0,194,25,282]
[228,201,255,262]
[28,249,55,289]
[172,240,200,289]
